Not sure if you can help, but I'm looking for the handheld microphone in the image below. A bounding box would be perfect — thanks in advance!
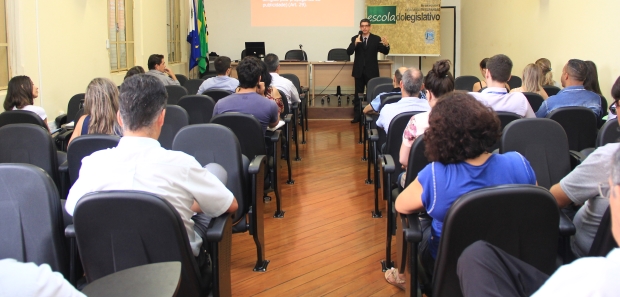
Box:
[358,30,363,40]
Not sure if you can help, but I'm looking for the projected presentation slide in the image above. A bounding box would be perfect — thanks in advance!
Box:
[252,0,354,27]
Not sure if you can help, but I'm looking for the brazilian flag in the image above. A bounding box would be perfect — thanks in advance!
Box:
[197,0,209,74]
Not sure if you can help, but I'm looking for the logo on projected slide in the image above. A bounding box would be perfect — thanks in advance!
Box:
[366,6,397,24]
[425,29,435,44]
[367,6,440,24]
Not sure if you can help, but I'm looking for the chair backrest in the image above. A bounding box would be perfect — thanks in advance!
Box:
[176,74,188,86]
[404,134,428,187]
[501,118,570,189]
[241,49,246,60]
[202,89,232,103]
[384,112,418,178]
[489,112,522,152]
[73,191,204,296]
[159,105,189,150]
[547,106,598,151]
[600,96,609,127]
[327,48,350,61]
[523,92,545,112]
[165,85,189,105]
[372,83,394,100]
[507,75,522,90]
[0,110,48,130]
[280,73,302,93]
[380,94,402,110]
[201,73,217,80]
[211,113,266,159]
[178,95,216,124]
[67,134,121,187]
[432,185,559,297]
[184,79,205,95]
[0,163,68,278]
[284,49,306,61]
[543,85,561,97]
[278,89,290,116]
[0,124,60,186]
[366,77,392,101]
[173,124,247,221]
[596,119,620,147]
[588,206,618,257]
[67,93,86,123]
[454,75,480,91]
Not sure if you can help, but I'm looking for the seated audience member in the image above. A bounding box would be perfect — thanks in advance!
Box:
[399,60,454,187]
[536,59,601,118]
[65,74,238,285]
[213,56,279,134]
[457,147,620,297]
[472,58,489,92]
[68,78,122,144]
[548,75,620,258]
[123,66,145,81]
[385,92,536,290]
[510,63,549,99]
[3,75,48,130]
[469,54,536,118]
[584,60,603,97]
[363,67,408,115]
[264,53,301,106]
[536,57,560,87]
[258,60,284,114]
[144,54,180,86]
[0,259,84,297]
[375,67,430,134]
[196,56,239,94]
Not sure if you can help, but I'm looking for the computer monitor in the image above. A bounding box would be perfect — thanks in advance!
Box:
[244,42,266,58]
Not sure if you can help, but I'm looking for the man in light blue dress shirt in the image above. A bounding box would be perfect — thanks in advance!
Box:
[196,56,239,94]
[536,59,602,118]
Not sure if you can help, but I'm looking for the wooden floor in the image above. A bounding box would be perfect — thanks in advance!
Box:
[230,120,403,296]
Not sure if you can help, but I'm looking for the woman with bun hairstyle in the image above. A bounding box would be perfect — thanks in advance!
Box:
[398,59,454,187]
[536,58,560,87]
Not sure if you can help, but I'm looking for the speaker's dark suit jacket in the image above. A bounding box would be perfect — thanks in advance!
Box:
[346,33,390,79]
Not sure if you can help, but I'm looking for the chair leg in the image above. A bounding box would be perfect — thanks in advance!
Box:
[251,164,269,272]
[285,123,294,185]
[300,98,307,144]
[365,138,373,184]
[405,238,419,297]
[272,139,285,218]
[372,154,383,219]
[304,93,309,132]
[293,109,301,161]
[69,237,76,285]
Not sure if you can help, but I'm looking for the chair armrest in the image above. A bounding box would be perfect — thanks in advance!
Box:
[570,150,588,164]
[578,148,595,160]
[59,160,68,173]
[265,130,280,143]
[206,213,232,242]
[55,114,67,128]
[383,154,396,173]
[365,114,374,123]
[291,102,299,110]
[65,224,75,238]
[248,155,267,175]
[368,128,379,142]
[559,210,576,236]
[402,213,423,243]
[282,114,292,123]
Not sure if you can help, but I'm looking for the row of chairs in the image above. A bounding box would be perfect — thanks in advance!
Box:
[453,75,526,92]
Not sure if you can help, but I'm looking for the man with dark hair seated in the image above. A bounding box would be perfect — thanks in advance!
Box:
[536,59,602,118]
[469,54,536,118]
[196,56,239,94]
[65,74,238,286]
[144,54,180,86]
[457,146,620,296]
[213,56,279,134]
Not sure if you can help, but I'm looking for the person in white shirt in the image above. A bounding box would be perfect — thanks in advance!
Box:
[0,259,85,297]
[456,147,620,297]
[264,53,301,106]
[469,54,536,118]
[65,74,238,260]
[3,75,49,130]
[196,56,239,94]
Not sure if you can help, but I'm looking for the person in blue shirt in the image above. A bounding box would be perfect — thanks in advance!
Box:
[385,92,537,292]
[196,56,239,94]
[535,59,602,118]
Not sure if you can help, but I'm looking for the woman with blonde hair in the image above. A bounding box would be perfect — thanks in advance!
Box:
[69,78,121,144]
[510,63,549,99]
[535,58,559,87]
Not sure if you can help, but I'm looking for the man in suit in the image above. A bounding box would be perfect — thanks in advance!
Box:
[347,18,390,123]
